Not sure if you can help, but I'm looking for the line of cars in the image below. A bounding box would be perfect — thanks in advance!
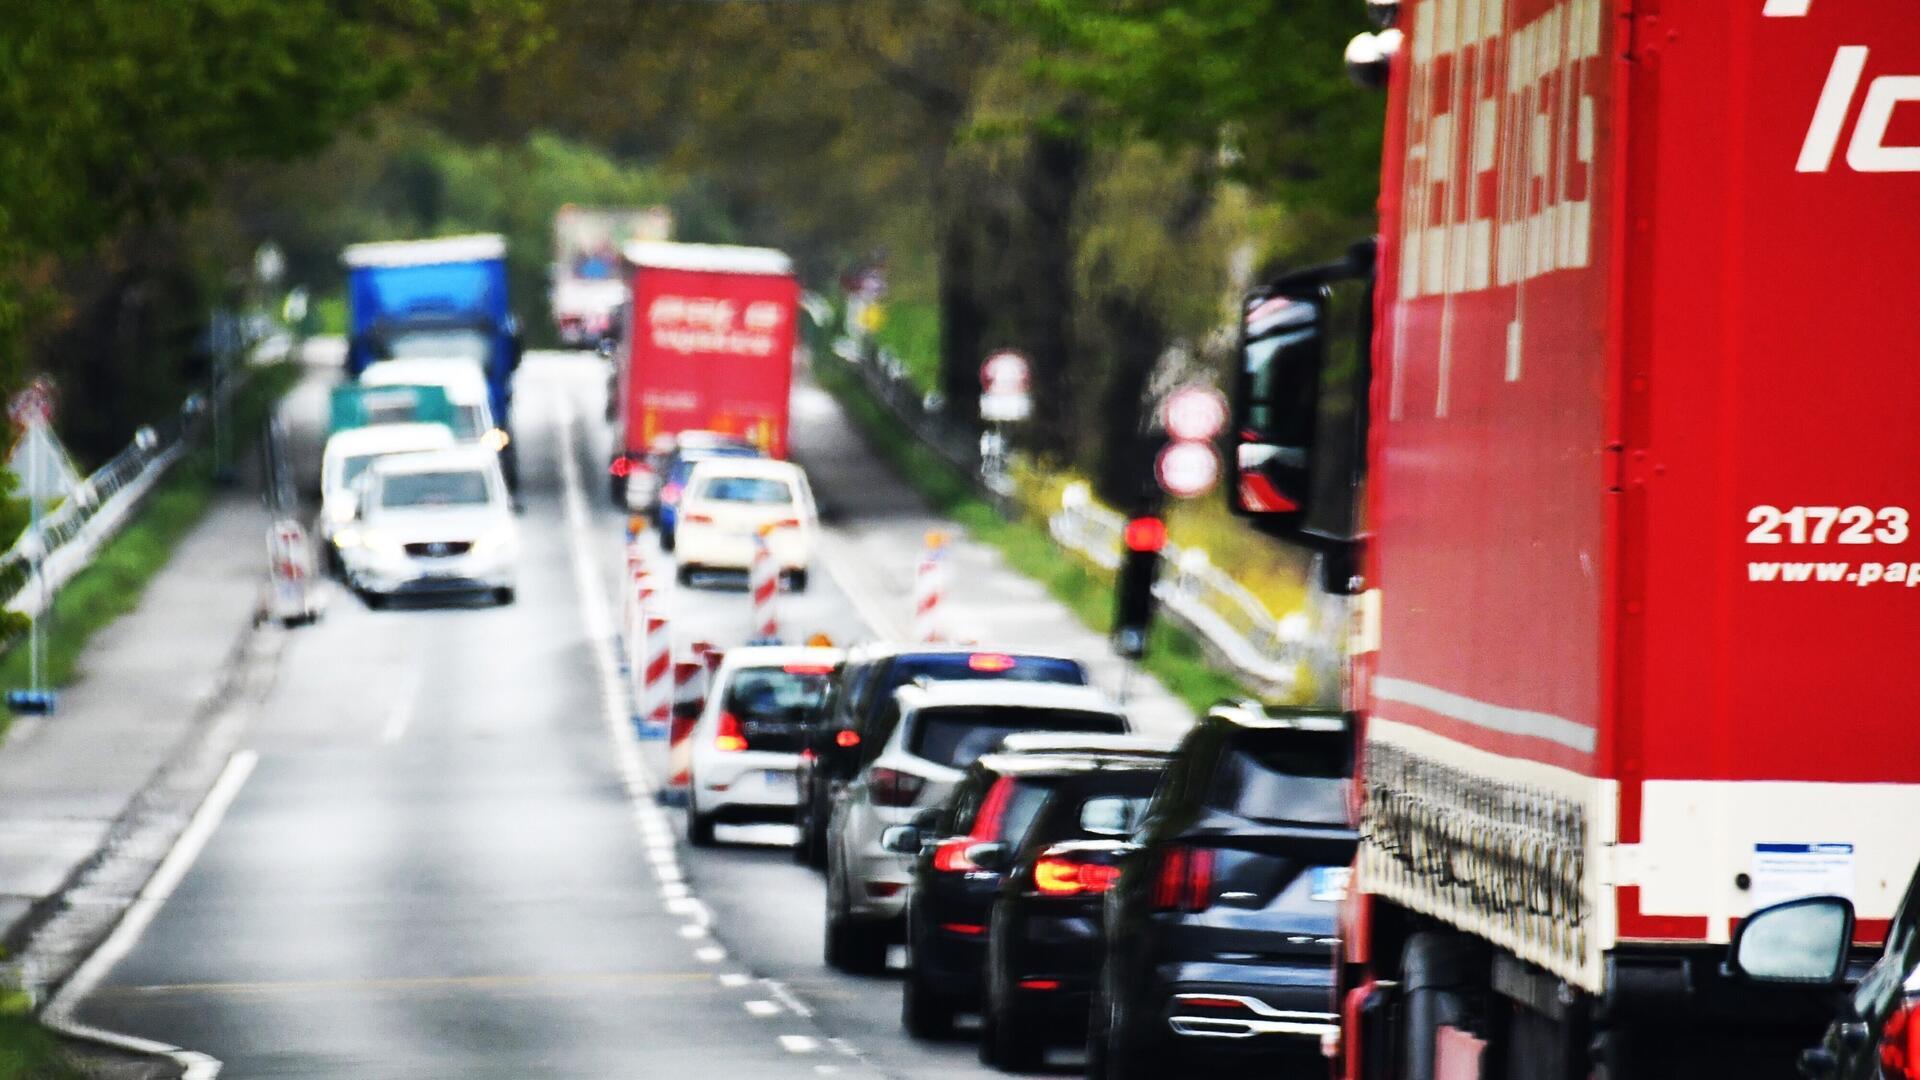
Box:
[680,638,1359,1077]
[317,357,520,608]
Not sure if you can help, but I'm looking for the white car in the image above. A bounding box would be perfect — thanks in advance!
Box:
[337,448,519,607]
[318,422,456,556]
[822,681,1130,972]
[686,645,844,847]
[674,458,819,590]
[361,358,505,451]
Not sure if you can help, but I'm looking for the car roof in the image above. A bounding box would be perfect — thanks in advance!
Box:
[716,645,844,672]
[323,423,455,457]
[894,680,1120,714]
[1205,700,1349,733]
[684,458,807,481]
[971,751,1169,779]
[361,359,489,396]
[366,446,502,477]
[993,732,1178,757]
[845,643,1085,667]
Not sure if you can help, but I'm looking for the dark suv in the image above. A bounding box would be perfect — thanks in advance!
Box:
[793,646,1090,869]
[885,735,1173,1051]
[1086,703,1356,1080]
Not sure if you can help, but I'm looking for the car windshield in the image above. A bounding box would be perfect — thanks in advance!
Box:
[696,475,793,505]
[1208,739,1353,827]
[452,404,488,440]
[909,708,1125,769]
[386,330,490,365]
[379,469,493,509]
[724,666,834,723]
[340,454,379,489]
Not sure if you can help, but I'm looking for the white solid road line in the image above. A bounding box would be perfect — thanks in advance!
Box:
[380,667,421,744]
[44,749,260,1080]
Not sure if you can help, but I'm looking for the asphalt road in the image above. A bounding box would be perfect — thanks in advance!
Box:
[70,353,1052,1078]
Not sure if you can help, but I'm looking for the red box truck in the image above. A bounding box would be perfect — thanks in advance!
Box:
[1229,2,1920,1076]
[609,242,798,505]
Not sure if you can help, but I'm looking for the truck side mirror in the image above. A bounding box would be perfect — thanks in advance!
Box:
[1728,895,1854,985]
[1229,241,1374,594]
[1231,285,1328,532]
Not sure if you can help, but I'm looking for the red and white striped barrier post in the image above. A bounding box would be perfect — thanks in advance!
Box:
[749,525,780,643]
[632,611,673,739]
[912,530,948,644]
[663,658,707,803]
[619,537,648,672]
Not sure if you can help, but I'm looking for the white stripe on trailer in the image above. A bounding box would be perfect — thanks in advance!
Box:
[341,233,506,267]
[623,242,793,276]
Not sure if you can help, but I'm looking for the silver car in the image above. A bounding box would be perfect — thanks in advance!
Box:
[822,680,1129,973]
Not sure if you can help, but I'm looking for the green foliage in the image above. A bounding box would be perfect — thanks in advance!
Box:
[872,301,944,395]
[0,999,85,1080]
[973,0,1384,231]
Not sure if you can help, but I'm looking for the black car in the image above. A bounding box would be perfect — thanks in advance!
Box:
[1726,859,1920,1079]
[793,646,1091,870]
[976,741,1174,1071]
[884,735,1173,1050]
[1086,703,1356,1080]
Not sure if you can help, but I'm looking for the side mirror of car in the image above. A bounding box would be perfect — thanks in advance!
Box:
[965,842,1012,873]
[881,825,922,855]
[1727,895,1855,985]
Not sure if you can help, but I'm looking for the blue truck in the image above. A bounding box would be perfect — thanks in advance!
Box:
[341,234,524,484]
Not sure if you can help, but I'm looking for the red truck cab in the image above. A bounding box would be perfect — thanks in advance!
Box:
[1232,3,1920,1077]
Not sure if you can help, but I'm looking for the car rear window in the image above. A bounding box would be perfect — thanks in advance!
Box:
[1027,771,1162,847]
[697,475,793,504]
[380,470,491,508]
[724,666,834,722]
[1208,735,1353,827]
[908,708,1126,769]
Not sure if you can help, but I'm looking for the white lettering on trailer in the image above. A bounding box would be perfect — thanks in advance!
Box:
[1763,0,1812,15]
[1798,47,1920,174]
[1392,0,1604,419]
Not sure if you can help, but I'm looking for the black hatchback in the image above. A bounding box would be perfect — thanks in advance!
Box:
[1086,704,1356,1080]
[886,736,1173,1047]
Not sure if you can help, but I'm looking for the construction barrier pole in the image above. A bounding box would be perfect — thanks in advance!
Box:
[749,526,780,643]
[912,530,948,644]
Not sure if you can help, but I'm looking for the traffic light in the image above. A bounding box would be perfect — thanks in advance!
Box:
[1113,515,1165,660]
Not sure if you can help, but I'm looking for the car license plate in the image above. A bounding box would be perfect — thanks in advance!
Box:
[763,769,793,790]
[1311,866,1352,903]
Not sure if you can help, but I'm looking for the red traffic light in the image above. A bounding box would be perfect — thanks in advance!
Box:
[1124,517,1167,553]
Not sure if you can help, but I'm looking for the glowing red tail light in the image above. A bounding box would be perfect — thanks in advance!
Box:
[1033,856,1123,896]
[1151,845,1214,913]
[714,712,749,752]
[1884,1000,1920,1080]
[967,653,1016,672]
[685,513,715,525]
[774,517,802,529]
[609,457,634,478]
[932,839,980,873]
[869,767,926,807]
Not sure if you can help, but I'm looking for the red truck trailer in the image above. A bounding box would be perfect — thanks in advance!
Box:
[1230,3,1920,1076]
[609,242,799,502]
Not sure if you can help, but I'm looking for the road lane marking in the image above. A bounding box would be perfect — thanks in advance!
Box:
[44,749,259,1080]
[762,978,813,1019]
[380,667,421,743]
[90,970,716,997]
[694,945,728,963]
[718,972,752,988]
[779,1035,820,1054]
[744,999,782,1017]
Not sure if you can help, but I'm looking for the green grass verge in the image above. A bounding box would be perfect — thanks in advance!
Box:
[0,990,84,1080]
[812,358,1251,717]
[871,300,942,396]
[0,363,303,701]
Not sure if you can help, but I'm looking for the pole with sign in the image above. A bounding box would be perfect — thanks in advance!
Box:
[978,349,1031,495]
[7,382,56,715]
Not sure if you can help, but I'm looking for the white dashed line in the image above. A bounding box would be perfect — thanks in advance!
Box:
[718,972,752,989]
[743,999,783,1018]
[778,1035,821,1054]
[694,945,728,963]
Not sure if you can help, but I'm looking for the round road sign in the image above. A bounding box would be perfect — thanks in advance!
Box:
[1162,386,1228,443]
[1155,439,1222,499]
[980,350,1031,394]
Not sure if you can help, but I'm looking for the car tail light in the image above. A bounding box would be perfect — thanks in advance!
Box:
[1152,845,1215,913]
[784,663,835,675]
[868,767,926,807]
[715,712,749,752]
[968,653,1016,672]
[834,729,860,748]
[941,922,985,936]
[933,778,1016,874]
[1033,856,1122,896]
[1019,979,1061,991]
[774,517,802,529]
[609,457,633,477]
[1884,1000,1919,1080]
[685,512,715,525]
[662,483,683,504]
